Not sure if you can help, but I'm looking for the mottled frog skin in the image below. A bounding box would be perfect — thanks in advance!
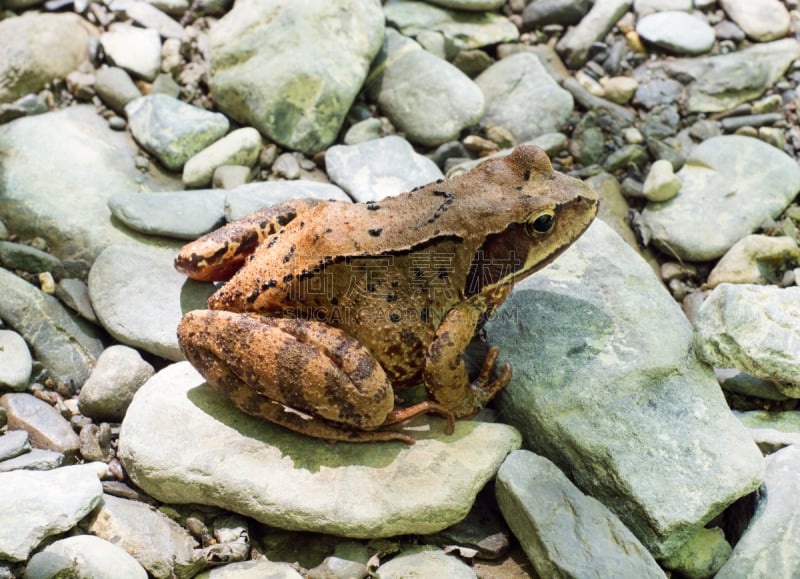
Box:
[175,146,598,443]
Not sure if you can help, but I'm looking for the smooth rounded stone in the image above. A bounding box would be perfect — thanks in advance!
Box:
[660,527,731,579]
[475,53,573,143]
[0,448,64,472]
[522,0,591,29]
[124,1,184,39]
[195,560,303,579]
[209,0,384,155]
[0,240,62,275]
[633,0,692,15]
[717,369,788,401]
[496,451,665,578]
[707,234,800,289]
[79,345,155,422]
[0,106,179,262]
[151,73,181,98]
[272,153,301,180]
[375,547,476,579]
[384,1,520,51]
[0,463,104,561]
[0,330,31,391]
[325,136,444,203]
[212,165,252,189]
[0,13,97,104]
[182,127,262,188]
[487,220,765,559]
[0,393,79,455]
[119,362,521,538]
[343,117,383,145]
[224,181,351,221]
[639,136,800,261]
[366,29,484,147]
[55,278,97,323]
[694,284,800,397]
[716,445,800,578]
[26,534,147,579]
[556,0,633,67]
[87,494,202,579]
[0,268,103,386]
[601,75,638,104]
[100,25,162,81]
[719,0,790,42]
[94,66,142,115]
[642,158,680,202]
[89,242,215,361]
[109,190,226,240]
[126,94,230,172]
[636,11,715,55]
[423,0,505,10]
[0,430,30,462]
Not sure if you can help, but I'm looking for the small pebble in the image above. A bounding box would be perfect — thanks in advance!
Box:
[643,159,681,202]
[212,165,252,189]
[272,153,302,180]
[707,234,800,288]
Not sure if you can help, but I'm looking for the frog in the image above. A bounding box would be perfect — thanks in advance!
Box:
[175,145,598,444]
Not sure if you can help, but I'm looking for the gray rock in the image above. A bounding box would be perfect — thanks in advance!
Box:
[496,450,665,578]
[79,345,155,421]
[375,546,476,578]
[366,29,484,147]
[109,190,226,240]
[423,0,505,10]
[640,136,800,261]
[0,430,30,462]
[212,165,252,189]
[660,527,731,579]
[642,158,680,202]
[522,0,591,29]
[325,136,444,202]
[0,394,80,455]
[225,181,351,221]
[563,76,636,127]
[719,0,790,42]
[100,25,162,81]
[487,220,764,558]
[556,0,633,67]
[636,11,715,55]
[384,0,519,52]
[182,127,262,188]
[94,66,142,115]
[194,560,303,579]
[0,106,178,263]
[0,268,103,386]
[0,448,64,472]
[0,330,31,391]
[0,13,97,104]
[706,234,799,289]
[343,117,383,145]
[125,1,184,39]
[87,494,203,579]
[126,94,230,172]
[0,241,62,275]
[633,0,692,15]
[718,369,788,401]
[476,52,573,143]
[634,38,800,113]
[735,410,800,452]
[0,463,104,561]
[716,445,800,577]
[694,284,800,396]
[118,362,521,538]
[150,72,182,98]
[26,534,148,579]
[209,0,384,155]
[88,242,215,361]
[55,278,98,323]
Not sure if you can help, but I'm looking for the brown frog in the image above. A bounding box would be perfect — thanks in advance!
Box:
[175,145,598,443]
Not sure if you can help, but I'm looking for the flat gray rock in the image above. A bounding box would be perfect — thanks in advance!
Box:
[719,0,790,42]
[0,393,79,455]
[496,450,664,578]
[0,330,31,391]
[640,135,800,261]
[93,66,142,115]
[0,463,104,561]
[325,136,443,202]
[487,220,764,558]
[636,11,715,55]
[0,430,30,462]
[225,181,351,221]
[88,243,215,361]
[79,345,155,422]
[366,29,484,147]
[0,106,178,263]
[209,0,384,154]
[0,12,96,104]
[556,0,633,67]
[475,52,573,143]
[100,25,162,81]
[375,547,476,578]
[424,0,505,9]
[716,444,800,577]
[694,284,800,397]
[26,535,148,579]
[183,127,263,188]
[0,449,64,473]
[126,94,230,172]
[109,190,226,240]
[195,560,303,579]
[118,362,521,538]
[0,268,103,386]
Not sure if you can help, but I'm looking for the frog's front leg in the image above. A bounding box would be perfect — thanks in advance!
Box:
[178,309,422,443]
[424,302,512,418]
[175,198,324,282]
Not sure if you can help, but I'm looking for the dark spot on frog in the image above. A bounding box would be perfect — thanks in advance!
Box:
[386,293,397,303]
[331,297,339,306]
[367,204,380,211]
[266,236,279,249]
[420,306,429,323]
[209,242,229,262]
[368,228,382,237]
[516,186,523,191]
[438,268,448,279]
[524,170,531,180]
[368,283,376,293]
[435,178,444,184]
[389,312,401,323]
[283,273,293,283]
[246,289,260,304]
[326,228,333,234]
[262,279,277,290]
[276,212,296,227]
[412,268,424,279]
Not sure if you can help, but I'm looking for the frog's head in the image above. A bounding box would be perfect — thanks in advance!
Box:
[465,145,598,296]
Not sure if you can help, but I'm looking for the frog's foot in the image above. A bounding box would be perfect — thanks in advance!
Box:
[382,401,457,435]
[455,346,512,418]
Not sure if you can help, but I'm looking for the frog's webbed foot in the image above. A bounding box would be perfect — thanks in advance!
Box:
[471,346,512,407]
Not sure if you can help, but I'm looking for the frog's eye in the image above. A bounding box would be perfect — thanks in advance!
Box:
[525,209,556,237]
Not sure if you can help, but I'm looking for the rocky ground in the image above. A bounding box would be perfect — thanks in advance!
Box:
[1,0,800,577]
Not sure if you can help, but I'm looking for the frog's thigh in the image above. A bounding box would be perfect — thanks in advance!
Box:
[178,310,394,430]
